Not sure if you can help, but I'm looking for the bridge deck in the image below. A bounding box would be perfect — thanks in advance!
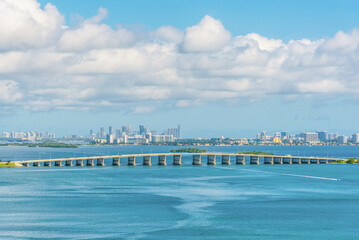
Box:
[14,152,346,164]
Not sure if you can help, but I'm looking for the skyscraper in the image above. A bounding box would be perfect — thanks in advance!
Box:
[178,124,181,138]
[316,131,328,141]
[139,125,145,135]
[109,126,113,135]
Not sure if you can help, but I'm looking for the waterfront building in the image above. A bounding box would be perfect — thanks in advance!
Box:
[303,132,319,143]
[352,133,359,143]
[337,135,348,144]
[328,133,338,140]
[316,131,328,141]
[281,131,289,139]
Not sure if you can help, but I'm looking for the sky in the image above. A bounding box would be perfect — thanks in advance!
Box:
[1,0,359,138]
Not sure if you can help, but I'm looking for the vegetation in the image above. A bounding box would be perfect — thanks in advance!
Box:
[335,160,346,163]
[28,142,78,148]
[236,151,273,156]
[170,148,207,153]
[346,158,359,164]
[0,142,78,148]
[0,161,17,167]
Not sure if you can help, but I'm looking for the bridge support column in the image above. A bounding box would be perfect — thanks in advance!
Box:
[207,155,216,165]
[158,155,166,166]
[292,158,301,164]
[143,156,151,166]
[128,156,136,166]
[33,162,40,167]
[222,155,230,165]
[55,161,62,167]
[86,159,94,166]
[264,157,273,164]
[44,161,51,167]
[250,156,259,165]
[319,159,328,164]
[274,157,282,164]
[301,158,310,164]
[23,162,29,167]
[310,158,319,164]
[76,160,83,166]
[173,155,182,165]
[236,155,245,165]
[193,155,201,165]
[112,157,120,166]
[97,158,105,166]
[283,157,292,164]
[65,160,73,166]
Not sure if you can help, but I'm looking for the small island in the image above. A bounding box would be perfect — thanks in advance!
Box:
[27,142,78,148]
[170,148,207,153]
[236,151,274,156]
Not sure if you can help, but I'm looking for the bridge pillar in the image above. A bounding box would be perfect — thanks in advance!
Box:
[158,155,166,166]
[292,158,301,164]
[192,155,201,165]
[33,162,40,167]
[283,157,292,164]
[112,157,120,166]
[319,158,328,164]
[207,155,216,165]
[44,161,51,167]
[173,155,182,165]
[76,159,84,166]
[274,157,282,164]
[22,162,29,167]
[128,156,136,166]
[236,155,245,165]
[55,161,62,167]
[264,157,273,164]
[301,158,310,164]
[97,158,105,166]
[65,160,73,166]
[86,159,94,166]
[222,155,230,165]
[250,156,259,165]
[310,158,319,164]
[143,156,151,166]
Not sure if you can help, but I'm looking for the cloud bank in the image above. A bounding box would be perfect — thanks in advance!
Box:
[1,0,359,113]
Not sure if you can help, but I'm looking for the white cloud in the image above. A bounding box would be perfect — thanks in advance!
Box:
[181,15,231,52]
[1,1,359,113]
[0,0,64,50]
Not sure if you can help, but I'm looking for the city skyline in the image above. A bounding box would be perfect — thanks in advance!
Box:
[1,0,359,137]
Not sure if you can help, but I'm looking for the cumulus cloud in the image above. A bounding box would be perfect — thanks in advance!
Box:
[181,15,231,52]
[0,0,64,50]
[0,0,359,113]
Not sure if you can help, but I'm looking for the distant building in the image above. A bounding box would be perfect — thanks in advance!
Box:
[281,131,289,139]
[109,126,113,135]
[106,134,114,144]
[139,125,146,135]
[316,131,328,141]
[303,132,319,143]
[337,136,348,144]
[328,133,338,140]
[352,133,359,143]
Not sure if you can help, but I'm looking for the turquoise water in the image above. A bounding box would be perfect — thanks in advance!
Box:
[1,146,359,239]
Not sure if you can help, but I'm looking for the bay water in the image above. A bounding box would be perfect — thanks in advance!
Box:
[0,145,358,239]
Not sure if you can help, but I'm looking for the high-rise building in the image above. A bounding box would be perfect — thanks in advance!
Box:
[122,126,131,135]
[139,125,145,135]
[281,131,289,139]
[303,132,319,143]
[99,127,105,138]
[109,126,113,135]
[316,131,328,141]
[178,124,181,138]
[338,136,348,144]
[352,133,359,143]
[328,133,338,140]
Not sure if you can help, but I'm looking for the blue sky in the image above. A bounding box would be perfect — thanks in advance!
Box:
[1,0,359,138]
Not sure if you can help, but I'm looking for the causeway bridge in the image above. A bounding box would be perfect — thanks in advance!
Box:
[15,153,345,167]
